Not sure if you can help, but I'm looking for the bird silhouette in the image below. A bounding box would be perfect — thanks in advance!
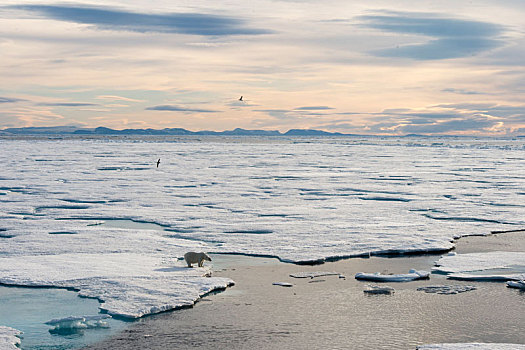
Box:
[239,96,243,101]
[157,159,161,168]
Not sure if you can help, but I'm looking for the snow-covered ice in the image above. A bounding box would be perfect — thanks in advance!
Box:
[0,253,233,318]
[355,269,430,282]
[434,252,525,281]
[0,326,22,350]
[45,315,112,330]
[417,344,525,349]
[0,137,524,324]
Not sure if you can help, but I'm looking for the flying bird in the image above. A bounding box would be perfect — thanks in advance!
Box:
[239,96,243,101]
[157,158,161,168]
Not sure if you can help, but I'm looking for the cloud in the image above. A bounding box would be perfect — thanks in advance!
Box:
[8,4,269,36]
[294,106,334,111]
[146,105,219,113]
[0,97,25,103]
[96,95,144,102]
[38,102,98,107]
[359,11,504,60]
[442,88,484,95]
[396,116,497,134]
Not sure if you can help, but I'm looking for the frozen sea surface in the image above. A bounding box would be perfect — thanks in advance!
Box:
[0,136,524,346]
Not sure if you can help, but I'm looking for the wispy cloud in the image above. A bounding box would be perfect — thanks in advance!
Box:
[294,106,334,111]
[146,105,219,113]
[96,95,144,102]
[359,11,504,60]
[441,88,484,95]
[0,97,26,103]
[38,102,98,107]
[8,4,269,36]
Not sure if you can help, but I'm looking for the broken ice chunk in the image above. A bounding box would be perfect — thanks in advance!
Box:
[289,271,340,279]
[355,269,430,282]
[272,282,293,287]
[506,280,525,290]
[45,314,112,330]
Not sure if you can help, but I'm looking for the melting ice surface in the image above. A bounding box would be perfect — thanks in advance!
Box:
[0,136,524,346]
[434,252,525,281]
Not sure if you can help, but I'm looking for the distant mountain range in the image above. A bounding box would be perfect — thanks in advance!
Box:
[1,126,522,138]
[0,126,363,136]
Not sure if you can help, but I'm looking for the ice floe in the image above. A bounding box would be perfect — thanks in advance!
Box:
[0,253,233,318]
[434,252,525,281]
[506,280,525,290]
[272,282,293,287]
[45,315,112,330]
[355,269,430,282]
[0,326,22,349]
[417,285,477,294]
[289,272,341,279]
[417,344,525,349]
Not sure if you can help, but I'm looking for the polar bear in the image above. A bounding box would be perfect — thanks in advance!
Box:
[184,252,212,267]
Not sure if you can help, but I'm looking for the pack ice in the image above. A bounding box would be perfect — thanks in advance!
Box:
[0,139,524,318]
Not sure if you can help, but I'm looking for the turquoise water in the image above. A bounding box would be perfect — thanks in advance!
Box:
[0,287,128,350]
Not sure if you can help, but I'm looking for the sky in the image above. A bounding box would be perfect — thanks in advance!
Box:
[0,0,524,135]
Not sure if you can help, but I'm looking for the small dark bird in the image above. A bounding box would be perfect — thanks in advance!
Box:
[157,158,161,168]
[239,96,243,101]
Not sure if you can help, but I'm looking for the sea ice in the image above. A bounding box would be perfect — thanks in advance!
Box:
[417,344,525,349]
[0,253,233,318]
[506,280,525,290]
[0,326,22,350]
[434,252,525,281]
[1,138,524,324]
[272,282,293,287]
[355,269,430,282]
[289,272,341,279]
[45,315,112,330]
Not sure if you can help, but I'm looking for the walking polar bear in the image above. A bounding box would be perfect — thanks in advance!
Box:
[184,252,212,267]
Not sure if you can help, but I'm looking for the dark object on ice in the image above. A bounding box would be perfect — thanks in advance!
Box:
[156,158,160,168]
[239,96,243,101]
